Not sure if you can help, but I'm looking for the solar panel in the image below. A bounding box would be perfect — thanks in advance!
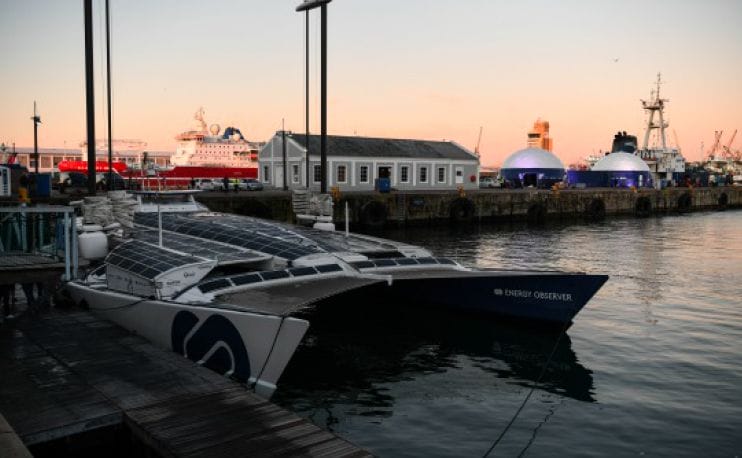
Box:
[135,213,322,260]
[288,266,318,277]
[260,271,290,281]
[199,278,232,293]
[315,264,343,273]
[231,273,262,286]
[106,241,202,280]
[133,230,266,264]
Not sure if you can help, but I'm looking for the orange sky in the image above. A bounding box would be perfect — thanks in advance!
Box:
[1,0,741,166]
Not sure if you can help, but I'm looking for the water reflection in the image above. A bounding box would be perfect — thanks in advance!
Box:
[275,304,595,425]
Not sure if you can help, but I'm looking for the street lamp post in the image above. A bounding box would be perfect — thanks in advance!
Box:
[31,101,41,175]
[296,0,331,193]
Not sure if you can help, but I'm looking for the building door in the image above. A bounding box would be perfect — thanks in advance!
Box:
[274,166,284,189]
[455,167,464,184]
[378,166,391,179]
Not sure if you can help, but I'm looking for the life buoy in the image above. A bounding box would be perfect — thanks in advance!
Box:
[585,198,606,222]
[449,197,475,223]
[677,192,692,213]
[527,203,547,224]
[718,192,728,209]
[360,201,387,229]
[635,196,652,217]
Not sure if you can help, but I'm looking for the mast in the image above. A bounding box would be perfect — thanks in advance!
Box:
[640,73,668,151]
[84,0,96,195]
[105,0,113,190]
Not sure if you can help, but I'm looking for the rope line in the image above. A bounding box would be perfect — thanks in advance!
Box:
[481,320,570,457]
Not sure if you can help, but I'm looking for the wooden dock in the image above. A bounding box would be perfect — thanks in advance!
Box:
[0,309,370,457]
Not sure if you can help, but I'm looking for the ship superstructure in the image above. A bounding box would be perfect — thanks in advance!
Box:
[171,107,259,168]
[637,73,685,182]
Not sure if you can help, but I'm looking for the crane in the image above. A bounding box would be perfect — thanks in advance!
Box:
[474,126,483,157]
[722,129,737,160]
[672,129,681,153]
[706,130,723,160]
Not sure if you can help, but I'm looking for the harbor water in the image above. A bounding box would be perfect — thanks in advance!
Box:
[274,210,742,457]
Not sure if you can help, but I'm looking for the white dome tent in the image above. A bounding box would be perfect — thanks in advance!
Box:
[500,147,565,188]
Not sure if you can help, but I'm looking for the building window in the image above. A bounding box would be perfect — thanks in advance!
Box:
[438,167,446,183]
[313,165,322,183]
[263,165,270,182]
[420,166,428,183]
[360,166,369,183]
[337,165,347,183]
[292,164,300,183]
[400,166,409,183]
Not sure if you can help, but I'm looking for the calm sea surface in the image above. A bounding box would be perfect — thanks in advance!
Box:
[273,210,742,457]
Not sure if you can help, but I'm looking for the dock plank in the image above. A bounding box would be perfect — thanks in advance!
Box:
[0,309,371,456]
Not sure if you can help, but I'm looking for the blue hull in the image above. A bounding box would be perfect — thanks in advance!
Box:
[321,271,608,327]
[387,272,608,325]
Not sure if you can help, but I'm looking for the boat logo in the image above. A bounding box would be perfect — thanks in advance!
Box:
[171,311,251,382]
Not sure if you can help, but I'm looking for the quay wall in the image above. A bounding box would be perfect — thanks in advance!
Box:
[3,187,737,228]
[196,187,742,228]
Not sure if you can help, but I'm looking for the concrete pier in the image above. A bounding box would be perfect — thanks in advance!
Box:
[194,186,742,228]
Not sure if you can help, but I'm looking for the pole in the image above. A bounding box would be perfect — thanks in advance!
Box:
[281,121,288,191]
[320,3,327,194]
[105,0,113,191]
[305,10,310,189]
[84,0,96,195]
[32,102,39,175]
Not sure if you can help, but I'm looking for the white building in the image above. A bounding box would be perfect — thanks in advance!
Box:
[259,133,480,191]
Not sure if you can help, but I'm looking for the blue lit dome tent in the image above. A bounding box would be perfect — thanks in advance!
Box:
[500,147,565,188]
[591,152,653,188]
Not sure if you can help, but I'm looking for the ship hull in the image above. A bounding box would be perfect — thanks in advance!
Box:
[65,281,308,398]
[326,270,608,326]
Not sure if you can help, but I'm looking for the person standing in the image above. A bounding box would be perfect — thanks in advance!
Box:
[18,173,29,204]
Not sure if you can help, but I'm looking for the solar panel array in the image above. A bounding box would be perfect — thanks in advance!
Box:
[197,263,345,294]
[135,213,322,260]
[349,257,456,269]
[133,230,266,264]
[107,241,203,280]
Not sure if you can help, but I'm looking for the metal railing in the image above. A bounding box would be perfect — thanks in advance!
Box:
[0,205,79,280]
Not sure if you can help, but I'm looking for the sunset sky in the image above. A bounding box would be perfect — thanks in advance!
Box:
[1,0,741,166]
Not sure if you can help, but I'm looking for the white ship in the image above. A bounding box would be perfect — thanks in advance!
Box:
[170,107,260,169]
[636,73,686,183]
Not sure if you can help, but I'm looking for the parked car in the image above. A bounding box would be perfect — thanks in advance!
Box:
[479,176,497,188]
[241,178,264,191]
[193,178,225,191]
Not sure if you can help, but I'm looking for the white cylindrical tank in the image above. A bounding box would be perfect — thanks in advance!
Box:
[78,225,108,260]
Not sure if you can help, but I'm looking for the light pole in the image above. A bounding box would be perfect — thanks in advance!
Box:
[296,0,331,193]
[31,101,41,175]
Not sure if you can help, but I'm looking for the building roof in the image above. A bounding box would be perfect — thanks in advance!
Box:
[502,147,565,170]
[288,134,477,161]
[591,152,651,172]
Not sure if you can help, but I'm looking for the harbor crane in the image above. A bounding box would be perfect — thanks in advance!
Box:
[672,129,682,153]
[706,130,723,160]
[474,126,483,157]
[722,129,737,160]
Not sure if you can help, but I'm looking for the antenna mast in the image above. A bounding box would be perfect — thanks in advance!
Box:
[641,73,668,150]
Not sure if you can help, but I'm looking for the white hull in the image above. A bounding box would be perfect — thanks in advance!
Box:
[66,281,308,398]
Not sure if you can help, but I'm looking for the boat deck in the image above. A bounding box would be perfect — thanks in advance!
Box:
[0,309,370,457]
